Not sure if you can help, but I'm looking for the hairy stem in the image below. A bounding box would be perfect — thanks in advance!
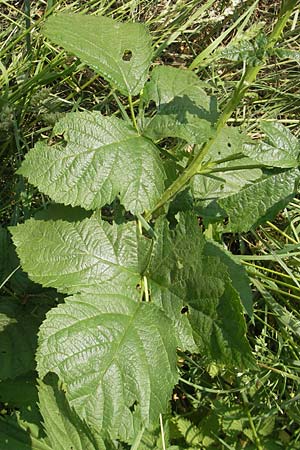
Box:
[146,0,296,221]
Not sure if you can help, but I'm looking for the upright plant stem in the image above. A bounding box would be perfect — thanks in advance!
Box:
[145,0,296,221]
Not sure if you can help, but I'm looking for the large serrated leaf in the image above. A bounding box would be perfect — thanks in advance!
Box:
[143,66,217,143]
[10,214,146,295]
[148,214,254,368]
[219,169,300,232]
[0,297,50,380]
[38,373,106,450]
[18,112,165,214]
[37,295,178,442]
[242,122,300,168]
[43,14,152,96]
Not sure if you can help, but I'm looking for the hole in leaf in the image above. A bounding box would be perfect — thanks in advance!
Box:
[122,50,133,61]
[129,400,138,412]
[136,283,141,291]
[181,306,189,314]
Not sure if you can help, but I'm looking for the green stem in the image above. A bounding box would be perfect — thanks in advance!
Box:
[241,390,264,450]
[145,0,295,221]
[201,164,265,175]
[128,94,139,133]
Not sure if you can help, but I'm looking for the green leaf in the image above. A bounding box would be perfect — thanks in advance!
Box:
[219,169,299,232]
[243,122,300,168]
[43,14,152,96]
[192,127,262,201]
[0,414,51,450]
[203,241,253,316]
[274,47,300,62]
[148,214,254,367]
[0,227,38,294]
[10,214,145,295]
[38,373,106,450]
[0,297,49,380]
[18,112,166,214]
[0,372,42,428]
[37,295,178,442]
[143,66,217,143]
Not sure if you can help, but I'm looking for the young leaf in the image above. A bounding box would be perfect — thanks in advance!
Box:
[142,66,217,143]
[18,112,166,214]
[242,122,300,168]
[38,373,106,450]
[148,214,254,368]
[43,14,153,96]
[219,169,299,232]
[37,295,178,442]
[10,214,146,295]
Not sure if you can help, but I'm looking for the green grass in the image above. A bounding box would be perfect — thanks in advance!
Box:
[1,1,300,448]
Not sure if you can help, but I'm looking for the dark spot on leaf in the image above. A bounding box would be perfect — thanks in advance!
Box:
[181,306,189,314]
[136,283,141,290]
[217,151,221,155]
[122,50,133,61]
[227,142,232,148]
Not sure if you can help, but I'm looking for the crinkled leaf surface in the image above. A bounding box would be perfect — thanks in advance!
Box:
[148,214,254,367]
[37,294,178,441]
[203,241,253,316]
[43,14,152,96]
[10,214,147,295]
[143,66,217,143]
[38,373,106,450]
[219,169,300,232]
[0,297,49,380]
[18,112,165,214]
[192,127,262,200]
[242,122,300,168]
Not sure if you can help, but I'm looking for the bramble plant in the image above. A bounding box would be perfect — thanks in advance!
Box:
[2,0,300,447]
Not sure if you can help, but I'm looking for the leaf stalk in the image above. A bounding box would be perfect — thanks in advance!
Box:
[146,0,296,221]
